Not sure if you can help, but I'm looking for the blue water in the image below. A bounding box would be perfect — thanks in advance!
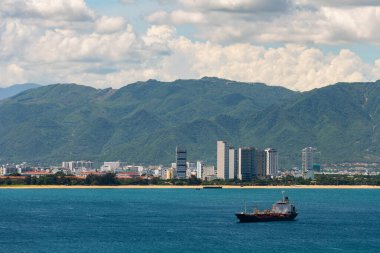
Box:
[0,189,379,253]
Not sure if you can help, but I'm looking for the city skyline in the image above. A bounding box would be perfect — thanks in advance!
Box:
[1,2,380,253]
[217,141,279,181]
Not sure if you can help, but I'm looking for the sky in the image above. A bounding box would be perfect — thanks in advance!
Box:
[1,0,380,91]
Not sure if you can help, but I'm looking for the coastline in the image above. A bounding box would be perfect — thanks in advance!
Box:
[0,185,379,189]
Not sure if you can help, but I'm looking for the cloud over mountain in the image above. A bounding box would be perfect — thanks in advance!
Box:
[0,0,379,90]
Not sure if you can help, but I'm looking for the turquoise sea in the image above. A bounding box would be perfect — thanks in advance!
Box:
[0,189,379,253]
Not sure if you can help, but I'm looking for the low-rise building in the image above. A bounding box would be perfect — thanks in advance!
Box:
[116,172,141,179]
[76,171,104,178]
[202,166,216,181]
[62,161,94,173]
[22,171,53,178]
[0,166,18,176]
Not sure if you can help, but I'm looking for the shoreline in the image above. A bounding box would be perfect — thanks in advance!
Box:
[0,185,379,189]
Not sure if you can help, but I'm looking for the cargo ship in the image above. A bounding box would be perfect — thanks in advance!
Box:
[236,192,297,223]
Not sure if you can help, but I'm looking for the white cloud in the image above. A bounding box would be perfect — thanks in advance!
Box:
[0,63,26,85]
[295,0,380,7]
[29,30,378,91]
[178,0,292,13]
[24,27,136,63]
[146,11,168,23]
[0,0,95,21]
[0,0,379,91]
[146,10,205,24]
[148,39,379,91]
[143,25,176,46]
[170,10,206,24]
[95,16,127,34]
[119,0,135,4]
[145,0,380,45]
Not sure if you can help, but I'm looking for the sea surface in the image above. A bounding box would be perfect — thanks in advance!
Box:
[0,189,379,253]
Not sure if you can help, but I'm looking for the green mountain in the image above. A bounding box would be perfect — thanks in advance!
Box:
[0,83,40,100]
[241,81,380,165]
[0,77,379,167]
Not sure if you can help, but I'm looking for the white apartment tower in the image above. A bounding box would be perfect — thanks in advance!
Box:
[228,147,238,180]
[301,147,317,176]
[217,141,229,180]
[264,148,278,177]
[196,161,203,179]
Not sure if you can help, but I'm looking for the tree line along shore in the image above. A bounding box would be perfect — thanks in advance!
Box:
[0,173,380,186]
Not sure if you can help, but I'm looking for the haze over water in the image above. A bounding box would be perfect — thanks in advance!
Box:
[0,189,379,253]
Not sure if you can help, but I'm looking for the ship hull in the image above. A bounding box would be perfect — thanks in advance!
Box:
[236,212,298,223]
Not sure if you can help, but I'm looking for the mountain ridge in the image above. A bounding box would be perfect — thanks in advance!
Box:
[0,78,379,167]
[0,83,41,100]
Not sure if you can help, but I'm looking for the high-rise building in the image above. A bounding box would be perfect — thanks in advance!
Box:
[217,141,281,181]
[176,146,187,179]
[302,147,319,179]
[255,149,266,178]
[196,161,203,179]
[229,147,238,180]
[186,162,196,178]
[301,147,317,174]
[264,148,278,177]
[238,147,255,181]
[217,141,230,180]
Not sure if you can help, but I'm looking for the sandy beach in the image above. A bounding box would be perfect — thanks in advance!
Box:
[0,185,379,189]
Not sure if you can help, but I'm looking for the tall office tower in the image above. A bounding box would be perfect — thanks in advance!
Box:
[301,147,317,175]
[264,148,278,177]
[229,147,238,180]
[196,161,203,179]
[176,146,187,179]
[217,141,230,180]
[238,147,255,181]
[254,149,266,178]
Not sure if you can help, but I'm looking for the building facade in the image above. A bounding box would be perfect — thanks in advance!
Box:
[255,149,266,178]
[238,147,256,181]
[264,148,278,177]
[229,147,238,180]
[217,141,230,180]
[196,161,203,179]
[301,147,317,176]
[62,161,93,173]
[101,161,126,172]
[202,166,217,181]
[217,141,281,181]
[176,146,187,179]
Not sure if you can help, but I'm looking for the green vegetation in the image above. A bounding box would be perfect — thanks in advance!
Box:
[85,173,118,185]
[0,78,380,167]
[0,174,83,186]
[1,174,380,186]
[0,83,40,100]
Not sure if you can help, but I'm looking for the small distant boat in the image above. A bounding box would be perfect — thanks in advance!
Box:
[236,192,298,223]
[203,186,223,189]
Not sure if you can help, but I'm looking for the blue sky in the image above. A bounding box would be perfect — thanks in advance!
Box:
[87,0,199,41]
[87,0,380,63]
[0,0,380,90]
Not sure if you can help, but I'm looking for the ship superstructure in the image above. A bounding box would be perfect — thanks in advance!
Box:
[236,192,298,223]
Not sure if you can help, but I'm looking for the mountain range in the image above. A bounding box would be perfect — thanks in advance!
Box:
[0,83,40,100]
[0,77,379,167]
